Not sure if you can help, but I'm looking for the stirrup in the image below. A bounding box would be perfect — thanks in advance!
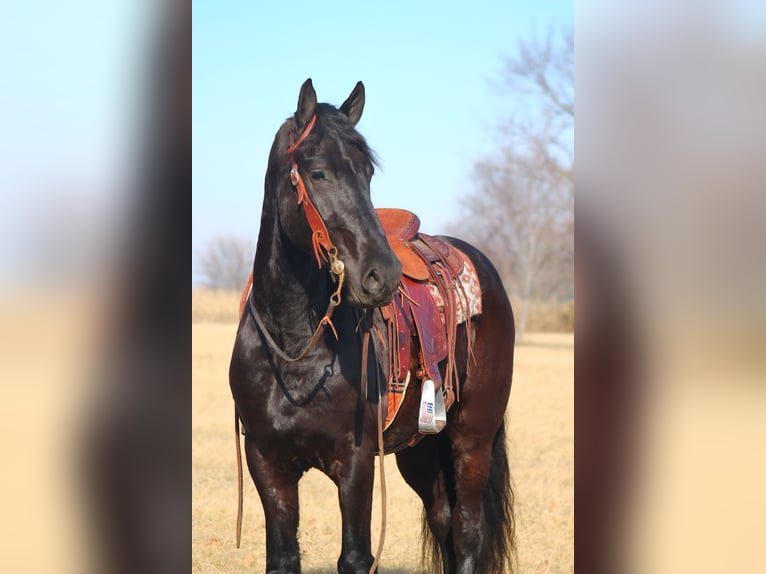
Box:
[418,379,447,434]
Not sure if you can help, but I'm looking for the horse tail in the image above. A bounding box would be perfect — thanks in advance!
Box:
[417,422,516,573]
[484,418,516,573]
[420,502,441,574]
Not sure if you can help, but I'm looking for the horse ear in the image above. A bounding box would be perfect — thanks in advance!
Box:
[295,78,317,132]
[340,81,365,126]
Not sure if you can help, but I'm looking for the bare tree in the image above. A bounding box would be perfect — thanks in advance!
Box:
[456,26,573,339]
[466,138,571,337]
[196,235,254,290]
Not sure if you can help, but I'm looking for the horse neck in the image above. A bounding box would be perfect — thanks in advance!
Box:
[251,196,333,348]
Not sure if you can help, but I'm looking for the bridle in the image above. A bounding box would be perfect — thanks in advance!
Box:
[286,114,345,276]
[240,113,388,574]
[247,113,345,362]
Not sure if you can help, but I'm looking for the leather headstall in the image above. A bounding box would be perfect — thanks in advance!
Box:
[287,114,344,279]
[246,113,346,364]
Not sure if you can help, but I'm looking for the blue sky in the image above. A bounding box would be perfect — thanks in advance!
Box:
[0,2,572,284]
[193,1,573,283]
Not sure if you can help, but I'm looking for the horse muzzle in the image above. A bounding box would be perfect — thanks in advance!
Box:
[348,255,402,308]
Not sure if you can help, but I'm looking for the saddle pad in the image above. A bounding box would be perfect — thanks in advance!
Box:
[425,252,482,324]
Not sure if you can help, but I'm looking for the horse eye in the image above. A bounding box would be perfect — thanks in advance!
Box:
[310,170,325,181]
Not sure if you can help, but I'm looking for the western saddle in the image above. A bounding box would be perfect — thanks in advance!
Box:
[376,208,474,433]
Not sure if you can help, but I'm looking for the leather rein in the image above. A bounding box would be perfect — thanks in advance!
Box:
[236,114,387,574]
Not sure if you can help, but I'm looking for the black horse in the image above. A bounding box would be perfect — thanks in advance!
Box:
[230,79,515,574]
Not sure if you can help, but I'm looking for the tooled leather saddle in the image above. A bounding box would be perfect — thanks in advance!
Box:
[376,208,475,432]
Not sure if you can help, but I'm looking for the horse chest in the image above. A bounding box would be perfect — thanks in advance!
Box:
[246,378,363,472]
[243,363,359,439]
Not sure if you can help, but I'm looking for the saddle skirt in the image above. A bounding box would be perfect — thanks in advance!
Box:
[376,208,482,431]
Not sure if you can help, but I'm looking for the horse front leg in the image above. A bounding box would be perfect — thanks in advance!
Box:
[244,439,302,574]
[332,447,376,574]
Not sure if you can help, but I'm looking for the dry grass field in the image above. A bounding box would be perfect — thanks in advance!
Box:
[191,289,574,333]
[192,292,573,573]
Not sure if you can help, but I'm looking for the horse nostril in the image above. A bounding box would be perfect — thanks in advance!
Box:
[362,268,383,295]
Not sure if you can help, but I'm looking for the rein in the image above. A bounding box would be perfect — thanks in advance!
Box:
[236,114,388,572]
[247,259,344,362]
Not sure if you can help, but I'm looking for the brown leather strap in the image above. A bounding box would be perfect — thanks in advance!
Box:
[369,387,387,574]
[235,408,243,549]
[248,269,344,363]
[291,161,335,268]
[239,272,254,318]
[286,114,316,155]
[287,114,337,269]
[361,327,370,402]
[361,319,387,574]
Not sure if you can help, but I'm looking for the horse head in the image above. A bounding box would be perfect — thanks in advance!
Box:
[266,79,402,308]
